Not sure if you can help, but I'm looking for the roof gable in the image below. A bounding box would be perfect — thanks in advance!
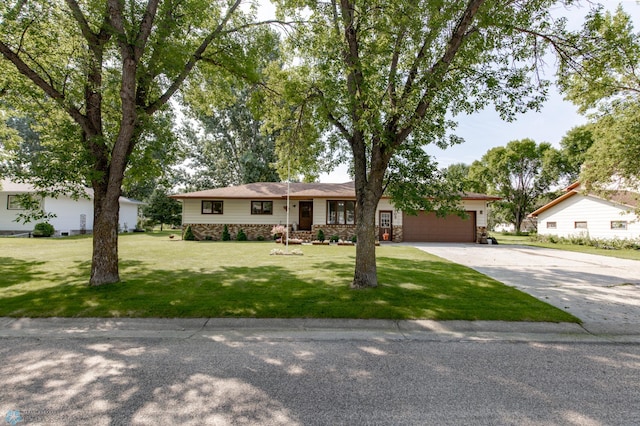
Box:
[529,187,639,217]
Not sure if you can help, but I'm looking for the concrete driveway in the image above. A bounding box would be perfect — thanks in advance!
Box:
[409,243,640,334]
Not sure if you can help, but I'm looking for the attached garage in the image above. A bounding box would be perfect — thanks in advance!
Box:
[403,211,477,242]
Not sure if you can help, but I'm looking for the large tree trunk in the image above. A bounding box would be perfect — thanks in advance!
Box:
[352,194,379,288]
[351,162,386,289]
[89,183,122,286]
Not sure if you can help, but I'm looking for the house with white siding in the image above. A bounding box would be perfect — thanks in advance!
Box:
[1,179,143,236]
[171,181,500,243]
[529,182,640,240]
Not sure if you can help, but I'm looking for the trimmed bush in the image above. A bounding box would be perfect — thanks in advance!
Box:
[329,235,339,243]
[351,234,357,243]
[237,229,247,241]
[33,222,55,237]
[316,229,325,242]
[256,235,265,241]
[222,224,231,241]
[184,226,196,241]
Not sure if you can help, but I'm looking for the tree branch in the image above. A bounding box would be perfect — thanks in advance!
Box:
[146,0,243,115]
[134,0,160,61]
[0,40,88,132]
[395,0,486,146]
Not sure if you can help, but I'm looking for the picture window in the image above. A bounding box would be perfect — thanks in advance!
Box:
[251,201,273,215]
[202,200,223,214]
[327,200,356,225]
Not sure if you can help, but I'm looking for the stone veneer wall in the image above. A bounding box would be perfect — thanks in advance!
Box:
[311,224,356,241]
[185,224,275,241]
[390,225,403,243]
[311,224,405,242]
[185,223,406,242]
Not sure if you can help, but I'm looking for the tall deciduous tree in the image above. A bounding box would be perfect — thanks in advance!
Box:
[557,5,640,191]
[267,0,575,288]
[183,86,280,191]
[469,139,563,233]
[559,124,594,184]
[0,0,272,285]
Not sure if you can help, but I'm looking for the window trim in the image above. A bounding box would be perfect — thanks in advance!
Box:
[574,221,588,229]
[251,200,273,215]
[201,200,223,215]
[7,195,24,210]
[546,221,557,229]
[326,200,356,225]
[611,220,628,230]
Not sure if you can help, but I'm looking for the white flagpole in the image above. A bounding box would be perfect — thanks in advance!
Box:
[286,159,290,251]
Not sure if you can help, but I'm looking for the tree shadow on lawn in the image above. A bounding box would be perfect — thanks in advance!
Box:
[0,256,577,322]
[371,256,578,322]
[0,257,47,289]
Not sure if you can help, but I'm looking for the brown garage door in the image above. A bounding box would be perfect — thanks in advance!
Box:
[403,211,476,242]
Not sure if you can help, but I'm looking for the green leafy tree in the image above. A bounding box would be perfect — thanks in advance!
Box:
[558,5,639,115]
[557,6,640,191]
[581,103,640,193]
[266,0,574,288]
[0,0,273,285]
[559,124,595,184]
[142,189,182,231]
[469,139,564,233]
[183,86,280,191]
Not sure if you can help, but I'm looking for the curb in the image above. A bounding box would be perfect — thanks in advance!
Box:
[1,317,639,343]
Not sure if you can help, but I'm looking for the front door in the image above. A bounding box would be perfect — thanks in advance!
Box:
[379,211,392,241]
[299,201,313,231]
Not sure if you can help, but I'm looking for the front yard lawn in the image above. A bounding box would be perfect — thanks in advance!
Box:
[0,232,578,322]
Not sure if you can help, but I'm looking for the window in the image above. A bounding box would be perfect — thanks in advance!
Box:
[202,200,223,214]
[251,201,273,215]
[327,200,355,225]
[546,222,557,229]
[574,221,587,229]
[611,221,628,230]
[7,195,24,210]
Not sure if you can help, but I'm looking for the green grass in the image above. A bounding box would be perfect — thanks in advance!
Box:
[495,234,640,261]
[0,232,578,322]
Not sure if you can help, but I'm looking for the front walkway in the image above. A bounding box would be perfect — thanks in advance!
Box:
[409,243,640,334]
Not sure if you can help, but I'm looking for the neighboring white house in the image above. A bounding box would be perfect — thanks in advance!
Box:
[1,179,143,236]
[529,182,640,240]
[171,181,500,243]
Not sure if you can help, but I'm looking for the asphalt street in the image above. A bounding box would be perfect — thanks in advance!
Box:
[1,330,640,425]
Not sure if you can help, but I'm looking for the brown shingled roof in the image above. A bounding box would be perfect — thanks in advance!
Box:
[171,181,501,201]
[170,181,356,199]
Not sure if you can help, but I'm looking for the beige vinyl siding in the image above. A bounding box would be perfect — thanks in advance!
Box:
[182,197,491,229]
[465,200,489,227]
[182,198,290,225]
[537,194,639,239]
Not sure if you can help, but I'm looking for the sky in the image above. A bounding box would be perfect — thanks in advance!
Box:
[254,1,640,183]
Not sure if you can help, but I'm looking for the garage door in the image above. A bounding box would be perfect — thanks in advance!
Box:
[403,211,476,242]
